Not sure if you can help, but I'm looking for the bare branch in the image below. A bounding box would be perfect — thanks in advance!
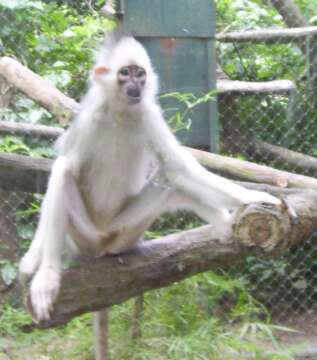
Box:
[216,26,317,44]
[249,140,317,174]
[0,121,63,139]
[0,57,295,129]
[0,152,50,193]
[185,147,317,189]
[217,79,295,94]
[1,149,317,195]
[0,57,79,124]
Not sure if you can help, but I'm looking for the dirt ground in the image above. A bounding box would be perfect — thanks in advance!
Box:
[274,310,317,357]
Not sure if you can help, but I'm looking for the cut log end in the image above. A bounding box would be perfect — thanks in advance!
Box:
[233,203,290,251]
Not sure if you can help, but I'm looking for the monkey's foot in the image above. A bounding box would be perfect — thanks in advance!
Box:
[29,267,60,321]
[19,250,41,285]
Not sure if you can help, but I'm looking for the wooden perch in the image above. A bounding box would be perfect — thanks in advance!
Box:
[216,26,317,44]
[185,147,317,189]
[249,140,317,175]
[2,148,317,194]
[222,129,317,176]
[0,57,79,124]
[27,189,317,328]
[0,56,295,126]
[0,120,63,139]
[217,79,295,95]
[0,152,50,193]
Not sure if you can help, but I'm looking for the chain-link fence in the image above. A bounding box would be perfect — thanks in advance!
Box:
[216,0,317,346]
[1,0,317,354]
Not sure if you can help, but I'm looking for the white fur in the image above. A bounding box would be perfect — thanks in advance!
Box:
[20,35,281,322]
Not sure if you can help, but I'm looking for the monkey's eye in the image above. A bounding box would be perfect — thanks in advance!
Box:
[119,67,129,76]
[137,69,146,78]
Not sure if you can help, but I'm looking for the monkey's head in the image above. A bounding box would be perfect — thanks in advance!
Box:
[93,36,158,106]
[116,64,146,105]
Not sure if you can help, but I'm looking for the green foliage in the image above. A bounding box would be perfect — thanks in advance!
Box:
[161,91,216,133]
[0,260,16,286]
[0,0,114,102]
[217,0,317,155]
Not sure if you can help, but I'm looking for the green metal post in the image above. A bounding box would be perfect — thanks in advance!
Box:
[116,0,218,152]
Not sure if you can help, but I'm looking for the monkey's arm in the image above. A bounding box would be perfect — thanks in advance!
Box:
[142,103,281,208]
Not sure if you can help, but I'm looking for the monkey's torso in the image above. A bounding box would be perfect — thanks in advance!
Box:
[58,100,155,254]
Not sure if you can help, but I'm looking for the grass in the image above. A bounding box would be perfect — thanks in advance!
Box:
[0,213,298,359]
[0,272,297,360]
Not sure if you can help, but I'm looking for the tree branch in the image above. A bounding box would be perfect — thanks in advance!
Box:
[25,189,317,329]
[0,57,79,124]
[217,79,295,94]
[216,26,317,44]
[185,147,317,189]
[0,152,50,193]
[268,0,308,28]
[2,147,317,195]
[0,120,63,139]
[0,56,295,125]
[248,140,317,175]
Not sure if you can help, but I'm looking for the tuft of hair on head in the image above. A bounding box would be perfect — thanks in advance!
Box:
[93,27,159,99]
[93,27,131,77]
[96,27,130,64]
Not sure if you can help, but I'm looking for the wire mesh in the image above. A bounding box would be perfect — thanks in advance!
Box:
[216,0,317,344]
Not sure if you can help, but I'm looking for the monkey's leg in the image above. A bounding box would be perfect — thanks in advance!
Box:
[64,168,107,247]
[107,180,178,235]
[107,177,236,251]
[29,156,72,321]
[19,214,45,284]
[93,310,109,360]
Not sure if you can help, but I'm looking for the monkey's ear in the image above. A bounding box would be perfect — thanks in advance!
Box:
[94,65,110,77]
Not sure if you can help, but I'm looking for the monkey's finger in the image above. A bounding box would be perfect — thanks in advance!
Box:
[280,199,299,225]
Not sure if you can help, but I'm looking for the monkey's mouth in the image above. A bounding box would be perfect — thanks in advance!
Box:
[127,97,142,105]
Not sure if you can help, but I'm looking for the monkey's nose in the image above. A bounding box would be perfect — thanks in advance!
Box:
[127,88,140,98]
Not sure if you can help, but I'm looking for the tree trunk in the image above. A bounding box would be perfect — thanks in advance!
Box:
[268,0,307,28]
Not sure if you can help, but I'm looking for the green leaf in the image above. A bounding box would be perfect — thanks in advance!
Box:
[1,261,17,286]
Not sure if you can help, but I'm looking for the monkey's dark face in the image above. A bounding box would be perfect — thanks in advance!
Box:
[117,65,146,105]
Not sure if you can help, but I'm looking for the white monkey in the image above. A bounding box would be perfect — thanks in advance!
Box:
[19,32,281,322]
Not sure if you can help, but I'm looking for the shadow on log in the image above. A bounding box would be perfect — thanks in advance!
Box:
[22,189,317,329]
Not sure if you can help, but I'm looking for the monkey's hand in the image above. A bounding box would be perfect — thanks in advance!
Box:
[240,190,281,206]
[29,266,60,321]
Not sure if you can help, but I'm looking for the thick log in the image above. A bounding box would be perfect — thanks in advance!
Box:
[0,153,51,193]
[0,57,79,124]
[26,189,317,328]
[216,26,317,44]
